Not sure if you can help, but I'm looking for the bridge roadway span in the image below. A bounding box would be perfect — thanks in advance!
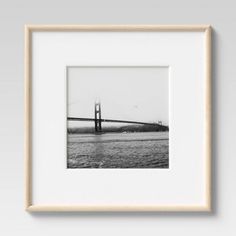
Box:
[67,117,165,127]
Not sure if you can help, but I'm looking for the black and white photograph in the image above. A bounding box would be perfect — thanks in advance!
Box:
[67,66,169,168]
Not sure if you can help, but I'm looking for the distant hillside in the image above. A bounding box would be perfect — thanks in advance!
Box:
[68,124,169,134]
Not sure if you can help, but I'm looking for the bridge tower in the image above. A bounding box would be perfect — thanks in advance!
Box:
[94,101,102,132]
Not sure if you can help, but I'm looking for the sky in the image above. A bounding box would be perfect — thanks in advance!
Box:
[67,66,169,128]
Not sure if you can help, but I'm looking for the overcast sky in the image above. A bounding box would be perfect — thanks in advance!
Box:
[67,67,169,128]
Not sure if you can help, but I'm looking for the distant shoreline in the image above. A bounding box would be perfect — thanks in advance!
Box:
[68,124,169,134]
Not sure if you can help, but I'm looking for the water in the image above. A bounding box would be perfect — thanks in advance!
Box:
[67,132,169,168]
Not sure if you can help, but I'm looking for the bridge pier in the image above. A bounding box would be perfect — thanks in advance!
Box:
[94,102,102,133]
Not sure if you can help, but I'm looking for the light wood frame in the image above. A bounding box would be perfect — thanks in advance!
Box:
[25,25,211,212]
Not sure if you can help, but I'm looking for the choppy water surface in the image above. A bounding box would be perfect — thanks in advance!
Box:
[67,132,169,168]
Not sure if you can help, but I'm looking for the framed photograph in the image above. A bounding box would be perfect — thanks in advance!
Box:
[25,25,211,211]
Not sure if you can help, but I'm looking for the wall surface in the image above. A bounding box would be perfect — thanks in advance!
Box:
[0,0,235,235]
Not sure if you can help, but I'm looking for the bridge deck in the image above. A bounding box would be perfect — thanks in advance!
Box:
[67,117,166,127]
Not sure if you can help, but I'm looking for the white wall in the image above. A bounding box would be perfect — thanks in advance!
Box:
[0,0,235,235]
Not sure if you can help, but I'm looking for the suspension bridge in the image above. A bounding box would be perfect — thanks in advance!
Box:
[68,101,168,133]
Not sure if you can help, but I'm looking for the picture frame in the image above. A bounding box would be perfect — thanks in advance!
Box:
[25,25,211,212]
